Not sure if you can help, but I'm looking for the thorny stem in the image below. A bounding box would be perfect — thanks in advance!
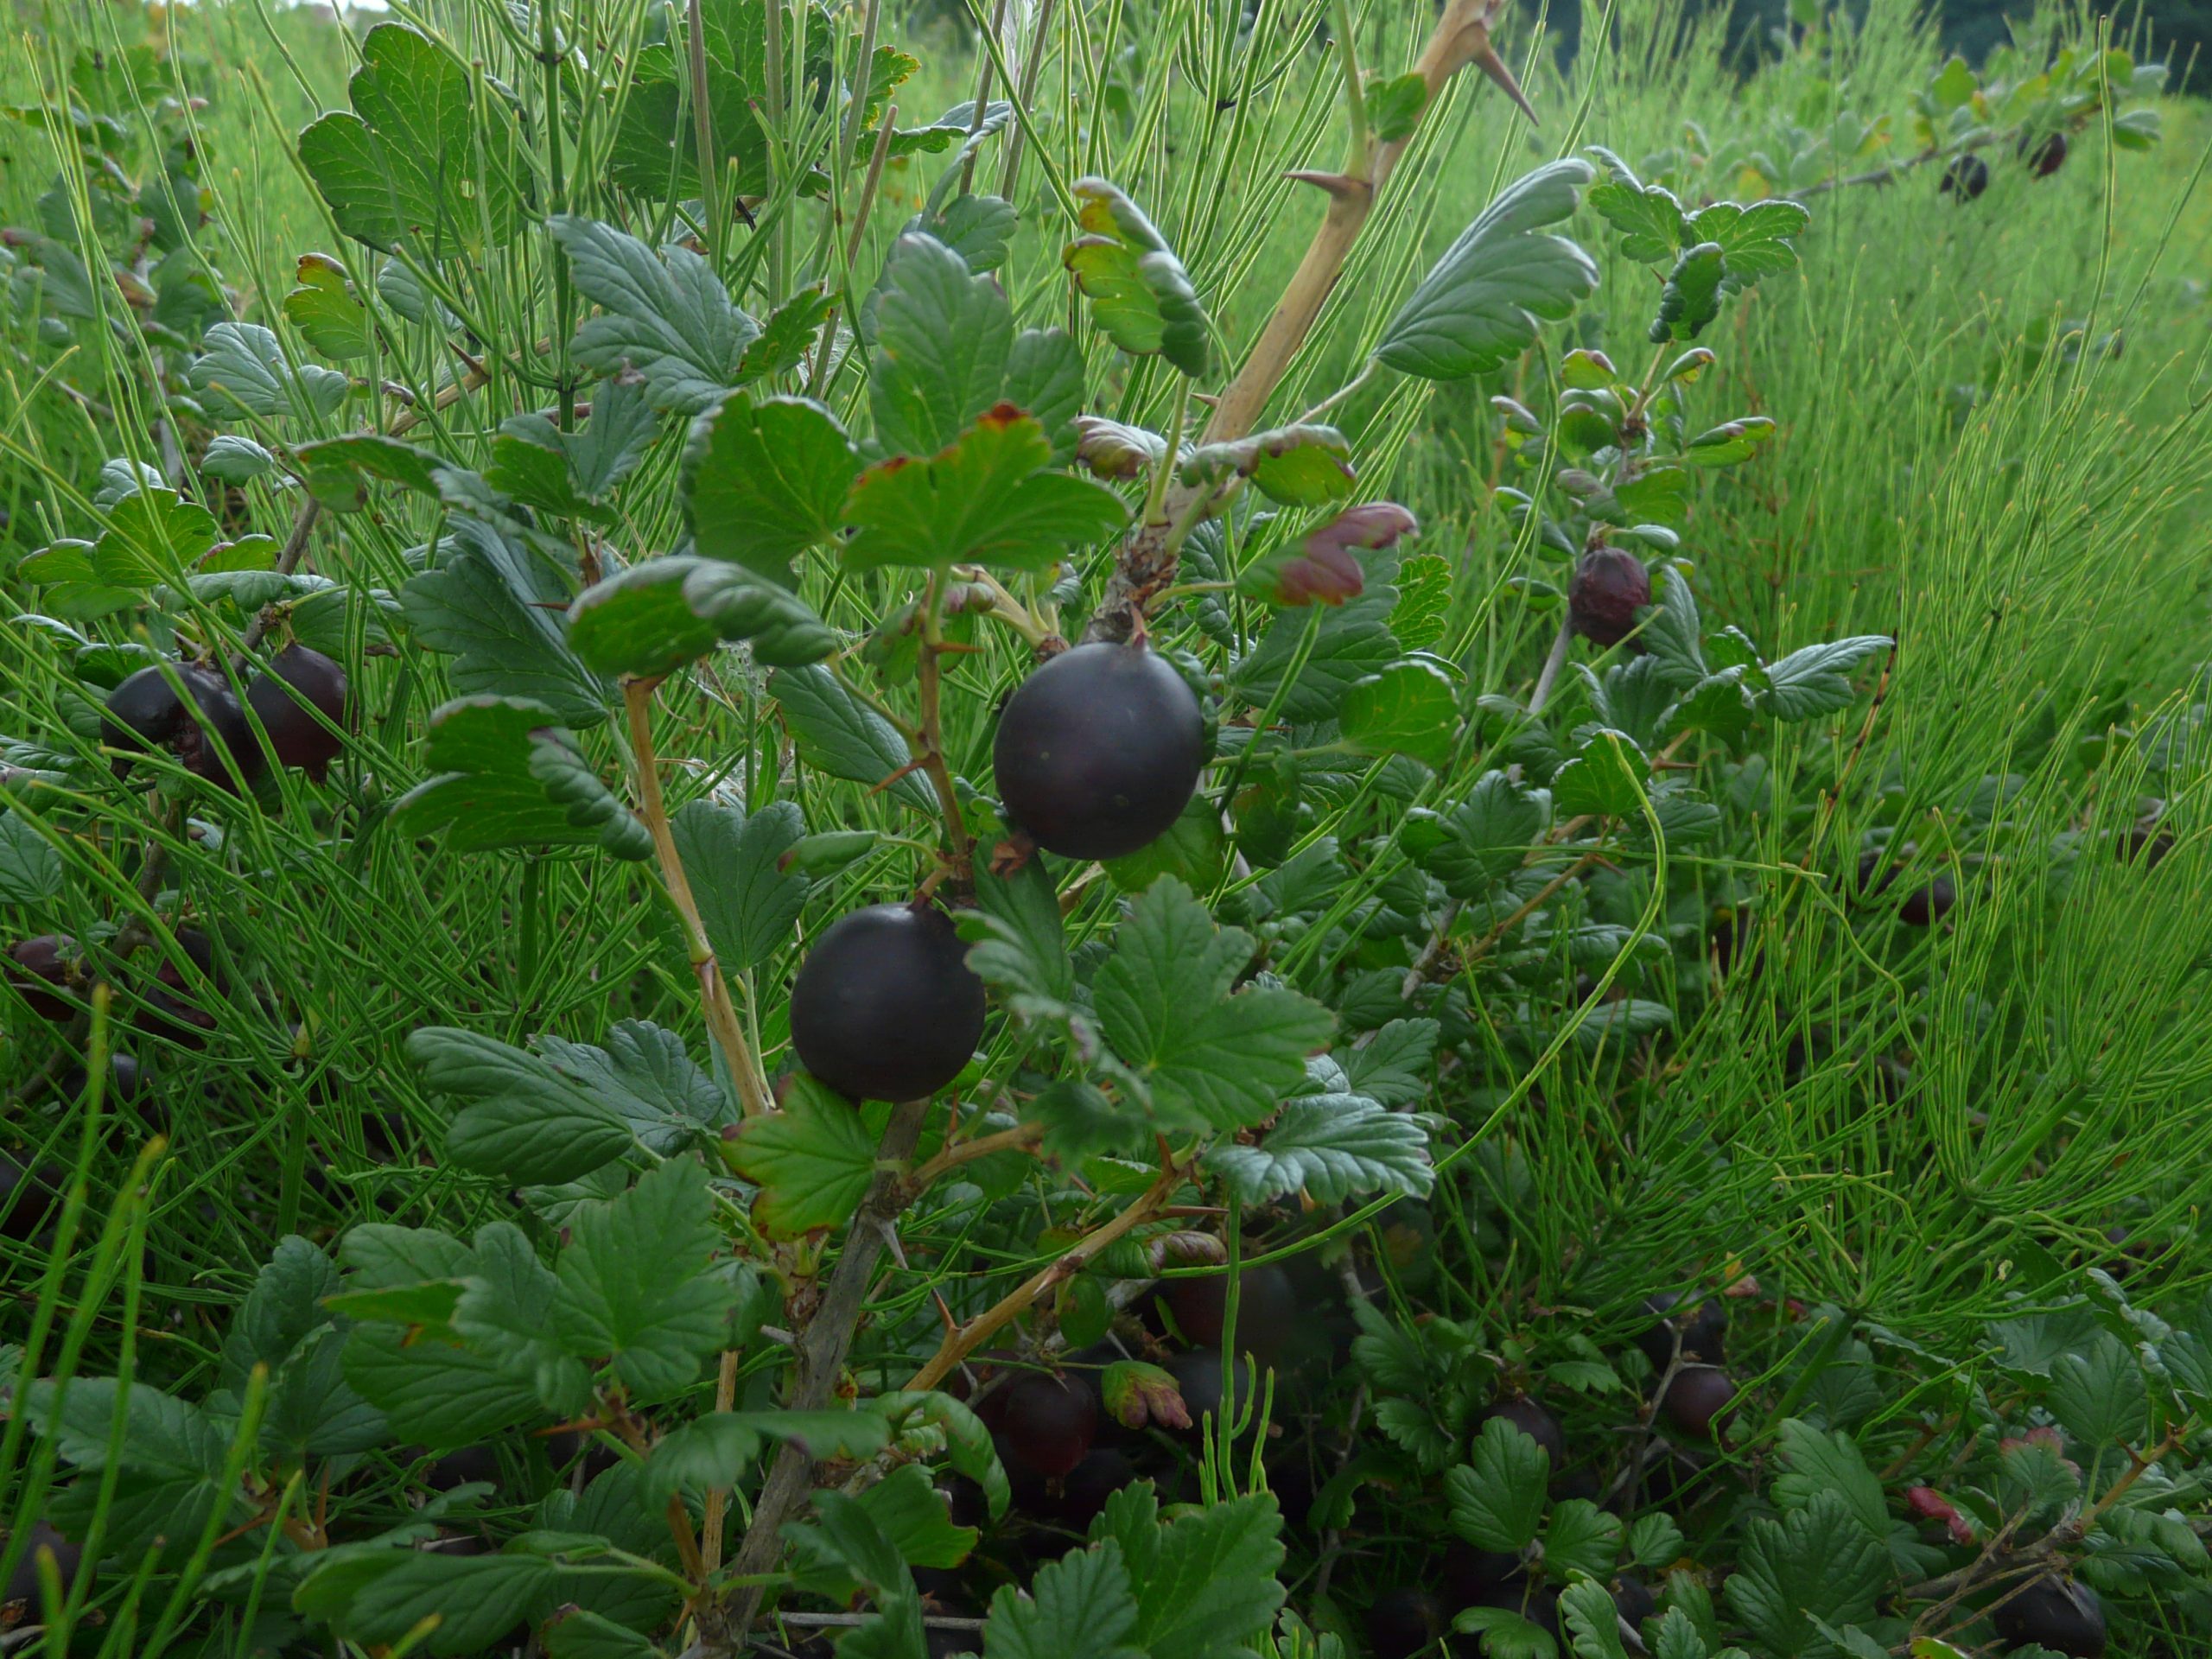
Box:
[715,1099,932,1643]
[915,572,976,887]
[907,1122,1043,1189]
[699,1347,742,1577]
[623,679,775,1118]
[1084,0,1533,642]
[1902,1427,2189,1640]
[902,1154,1192,1392]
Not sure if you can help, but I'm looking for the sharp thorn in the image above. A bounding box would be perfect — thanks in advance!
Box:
[1471,40,1540,127]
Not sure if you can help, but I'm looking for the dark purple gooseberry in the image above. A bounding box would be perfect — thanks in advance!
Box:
[2118,823,2173,867]
[1567,548,1650,648]
[1158,1264,1297,1361]
[1942,153,1991,200]
[1165,1347,1227,1433]
[4,1521,86,1607]
[1990,1573,2106,1657]
[1657,1364,1736,1440]
[998,1372,1097,1480]
[1611,1573,1657,1631]
[2020,130,2068,178]
[6,934,74,1021]
[1634,1291,1727,1372]
[103,663,259,791]
[1048,1446,1138,1528]
[993,641,1205,861]
[138,928,220,1047]
[1473,1394,1565,1464]
[1898,874,1956,926]
[1857,851,1955,925]
[0,1156,60,1243]
[789,903,985,1103]
[246,644,352,782]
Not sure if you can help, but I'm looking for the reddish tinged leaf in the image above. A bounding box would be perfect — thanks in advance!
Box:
[1073,414,1168,480]
[2000,1425,2079,1475]
[1147,1230,1228,1269]
[1906,1485,1974,1544]
[1271,503,1420,607]
[1103,1360,1192,1431]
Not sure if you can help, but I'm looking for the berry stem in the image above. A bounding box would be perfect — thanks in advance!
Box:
[621,678,774,1120]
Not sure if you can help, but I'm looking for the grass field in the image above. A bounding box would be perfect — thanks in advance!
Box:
[5,0,2212,1652]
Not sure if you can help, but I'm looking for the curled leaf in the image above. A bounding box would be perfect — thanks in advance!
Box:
[1267,503,1420,607]
[1103,1360,1192,1432]
[1074,415,1170,480]
[1064,178,1212,377]
[1179,423,1356,507]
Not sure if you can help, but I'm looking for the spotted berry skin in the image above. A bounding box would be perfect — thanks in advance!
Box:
[1568,548,1652,647]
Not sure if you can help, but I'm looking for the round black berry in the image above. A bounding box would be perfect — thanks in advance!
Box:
[1049,1446,1139,1528]
[1657,1365,1735,1440]
[1158,1265,1296,1361]
[2020,130,2068,178]
[999,1372,1097,1479]
[1855,851,1955,925]
[1991,1573,2105,1657]
[138,928,221,1047]
[3,1521,84,1608]
[1634,1291,1727,1371]
[1612,1573,1657,1631]
[789,903,985,1102]
[1165,1348,1227,1432]
[993,641,1205,861]
[6,935,74,1021]
[0,1156,60,1243]
[1473,1394,1565,1464]
[247,645,352,782]
[103,663,259,791]
[1567,548,1650,648]
[1857,850,1955,924]
[1942,153,1991,199]
[1898,874,1956,925]
[2118,824,2173,867]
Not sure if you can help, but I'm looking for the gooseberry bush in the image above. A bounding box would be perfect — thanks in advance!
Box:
[2,3,2209,1657]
